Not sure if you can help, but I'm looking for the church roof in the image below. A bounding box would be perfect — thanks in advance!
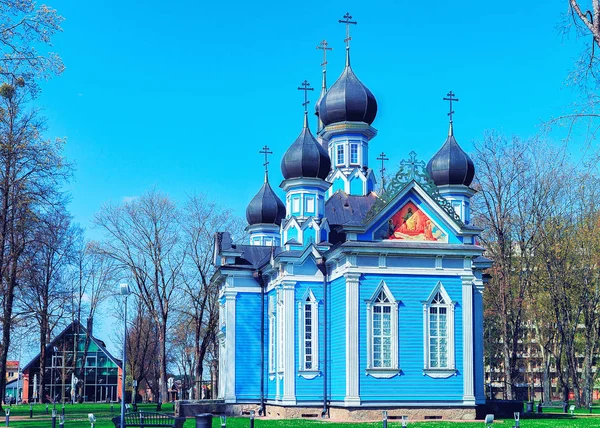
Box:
[246,177,286,226]
[225,244,283,269]
[21,320,121,372]
[281,113,331,180]
[325,191,377,226]
[317,49,377,127]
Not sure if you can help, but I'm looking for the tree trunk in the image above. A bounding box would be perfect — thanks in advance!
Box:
[503,335,513,400]
[0,259,17,409]
[39,314,49,402]
[159,320,168,403]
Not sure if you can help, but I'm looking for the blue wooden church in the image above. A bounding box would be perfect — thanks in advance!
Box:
[212,16,490,420]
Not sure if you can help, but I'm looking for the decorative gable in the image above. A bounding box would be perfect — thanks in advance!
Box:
[384,200,448,243]
[364,189,458,243]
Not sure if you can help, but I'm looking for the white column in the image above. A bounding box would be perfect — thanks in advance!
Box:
[282,281,296,404]
[345,274,361,406]
[224,291,237,403]
[462,275,475,404]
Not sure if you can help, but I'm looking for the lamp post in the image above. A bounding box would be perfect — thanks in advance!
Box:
[119,283,131,428]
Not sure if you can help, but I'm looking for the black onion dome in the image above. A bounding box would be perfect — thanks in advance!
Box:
[281,115,331,180]
[426,130,475,187]
[246,179,286,226]
[318,54,377,126]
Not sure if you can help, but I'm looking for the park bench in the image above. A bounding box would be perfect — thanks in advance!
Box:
[112,411,185,428]
[537,401,568,413]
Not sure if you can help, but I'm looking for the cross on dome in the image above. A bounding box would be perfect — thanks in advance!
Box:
[316,40,332,70]
[339,12,357,49]
[259,145,273,179]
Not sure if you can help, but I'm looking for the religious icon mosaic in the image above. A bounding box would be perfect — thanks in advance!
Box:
[385,201,447,242]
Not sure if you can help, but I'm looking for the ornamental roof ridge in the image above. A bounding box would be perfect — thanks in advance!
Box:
[366,151,464,227]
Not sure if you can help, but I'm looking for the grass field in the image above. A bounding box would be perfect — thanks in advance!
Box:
[1,403,600,428]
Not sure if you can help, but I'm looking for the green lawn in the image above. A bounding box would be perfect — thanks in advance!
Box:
[1,403,600,428]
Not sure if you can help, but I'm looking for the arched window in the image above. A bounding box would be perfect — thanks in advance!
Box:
[422,283,456,378]
[268,296,276,374]
[297,290,319,377]
[366,281,399,378]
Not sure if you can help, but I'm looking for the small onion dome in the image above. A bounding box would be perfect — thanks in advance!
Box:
[246,177,286,226]
[281,113,331,180]
[426,125,475,186]
[317,49,377,127]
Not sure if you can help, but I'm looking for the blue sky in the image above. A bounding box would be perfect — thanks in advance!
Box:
[29,0,588,355]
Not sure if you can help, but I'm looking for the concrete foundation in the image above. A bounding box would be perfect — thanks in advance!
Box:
[177,400,478,421]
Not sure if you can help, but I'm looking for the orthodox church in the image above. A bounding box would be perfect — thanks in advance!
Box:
[212,15,490,420]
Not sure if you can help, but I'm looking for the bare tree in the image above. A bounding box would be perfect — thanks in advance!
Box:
[95,190,185,404]
[472,132,567,399]
[0,0,64,84]
[125,300,160,402]
[179,195,245,399]
[0,79,70,407]
[68,238,116,399]
[20,208,75,402]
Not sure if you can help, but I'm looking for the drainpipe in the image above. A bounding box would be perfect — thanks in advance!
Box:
[316,257,328,418]
[252,271,266,416]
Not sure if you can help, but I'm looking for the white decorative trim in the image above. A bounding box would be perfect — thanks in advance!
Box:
[221,286,261,293]
[422,282,456,372]
[298,370,321,380]
[345,273,360,405]
[423,369,458,379]
[329,266,472,283]
[282,282,296,404]
[365,369,399,379]
[365,281,400,376]
[378,255,387,268]
[462,276,475,403]
[435,256,443,270]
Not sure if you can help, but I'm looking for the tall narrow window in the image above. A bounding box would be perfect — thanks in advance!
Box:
[423,283,456,378]
[305,197,315,214]
[350,143,358,164]
[268,297,276,373]
[298,290,319,376]
[304,302,313,369]
[336,144,344,165]
[429,292,448,368]
[372,291,392,368]
[292,197,300,214]
[366,282,399,378]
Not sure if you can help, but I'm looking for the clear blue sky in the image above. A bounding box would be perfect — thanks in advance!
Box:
[30,0,586,355]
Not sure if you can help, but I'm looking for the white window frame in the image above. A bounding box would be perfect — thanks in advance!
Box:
[52,356,64,368]
[268,296,276,374]
[350,143,359,164]
[422,282,457,378]
[365,281,399,378]
[297,289,320,379]
[336,144,344,165]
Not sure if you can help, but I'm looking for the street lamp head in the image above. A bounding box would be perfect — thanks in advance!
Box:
[119,283,131,296]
